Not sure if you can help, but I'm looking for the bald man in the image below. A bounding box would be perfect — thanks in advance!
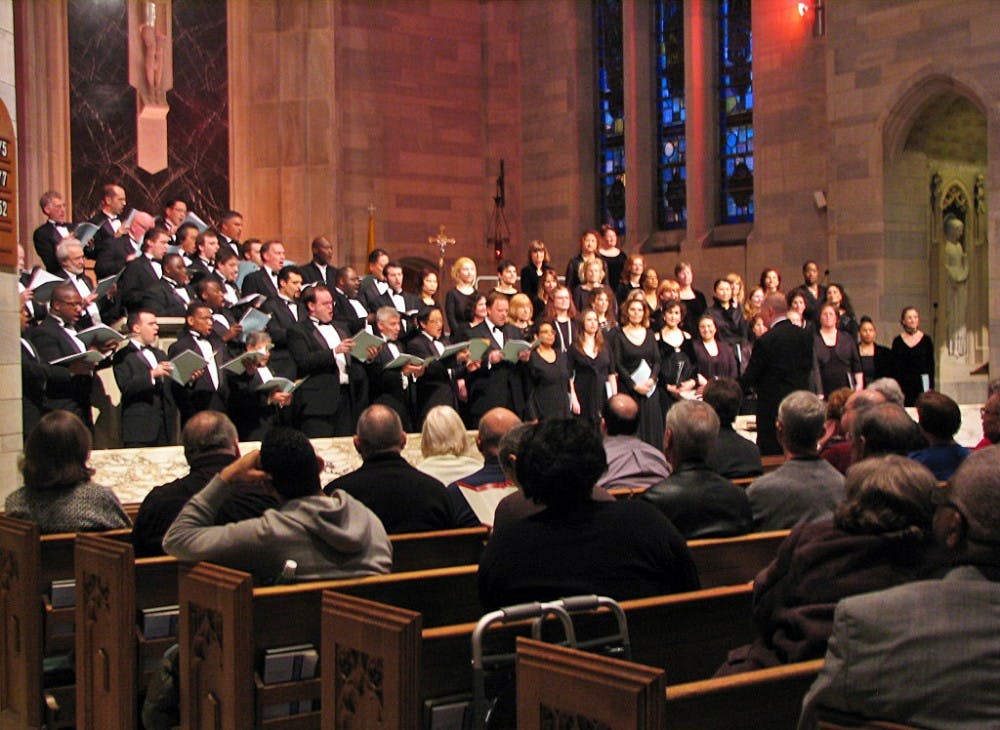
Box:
[596,394,672,490]
[323,404,457,533]
[445,407,523,527]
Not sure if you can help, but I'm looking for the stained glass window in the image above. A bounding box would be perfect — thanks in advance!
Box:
[655,0,686,229]
[719,0,753,223]
[596,0,626,235]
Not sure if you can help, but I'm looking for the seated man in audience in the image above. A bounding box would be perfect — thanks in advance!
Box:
[866,376,905,406]
[975,390,1000,449]
[908,390,970,480]
[445,407,522,527]
[163,426,392,583]
[478,418,699,610]
[131,412,279,557]
[851,402,923,462]
[799,447,1000,730]
[595,393,672,490]
[702,377,763,479]
[323,404,457,533]
[820,389,886,474]
[642,400,753,539]
[747,391,846,531]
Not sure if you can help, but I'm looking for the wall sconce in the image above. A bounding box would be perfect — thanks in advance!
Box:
[797,0,826,37]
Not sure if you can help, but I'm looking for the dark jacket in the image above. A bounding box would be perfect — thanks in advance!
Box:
[641,460,753,539]
[112,341,175,446]
[705,425,763,480]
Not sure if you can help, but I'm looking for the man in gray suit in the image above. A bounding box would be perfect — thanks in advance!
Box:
[799,446,1000,730]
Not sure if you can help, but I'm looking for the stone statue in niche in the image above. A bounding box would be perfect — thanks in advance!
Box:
[139,2,168,105]
[942,214,969,358]
[128,0,172,173]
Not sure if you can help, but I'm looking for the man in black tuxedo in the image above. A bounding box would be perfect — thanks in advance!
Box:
[366,306,422,432]
[382,261,421,328]
[167,301,231,425]
[27,283,119,429]
[32,190,71,273]
[195,278,243,359]
[740,293,815,456]
[88,184,136,277]
[225,330,295,441]
[359,248,390,312]
[465,291,529,424]
[287,285,373,437]
[299,235,338,288]
[142,252,192,317]
[405,305,468,427]
[155,196,187,241]
[20,305,47,440]
[173,222,199,266]
[332,265,374,335]
[187,228,220,284]
[216,210,244,258]
[113,310,175,447]
[240,239,285,299]
[55,238,115,329]
[213,247,243,305]
[261,265,304,378]
[118,226,170,313]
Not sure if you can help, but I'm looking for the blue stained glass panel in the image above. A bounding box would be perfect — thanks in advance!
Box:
[655,0,686,229]
[596,0,626,235]
[719,0,754,223]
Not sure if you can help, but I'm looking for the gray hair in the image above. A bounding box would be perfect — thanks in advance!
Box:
[778,390,826,455]
[665,400,719,463]
[245,330,273,349]
[950,445,1000,544]
[376,306,401,324]
[867,378,905,406]
[55,237,84,262]
[182,411,239,462]
[420,405,469,458]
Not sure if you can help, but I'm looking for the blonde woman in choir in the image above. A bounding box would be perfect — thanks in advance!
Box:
[565,229,605,292]
[574,258,606,312]
[445,256,478,336]
[744,285,765,322]
[726,272,746,307]
[508,293,535,339]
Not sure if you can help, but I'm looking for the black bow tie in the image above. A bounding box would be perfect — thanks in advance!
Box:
[139,344,154,352]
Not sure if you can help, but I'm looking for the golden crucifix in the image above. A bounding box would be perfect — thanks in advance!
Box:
[427,224,456,274]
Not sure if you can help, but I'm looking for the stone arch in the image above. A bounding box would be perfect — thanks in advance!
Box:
[881,69,990,401]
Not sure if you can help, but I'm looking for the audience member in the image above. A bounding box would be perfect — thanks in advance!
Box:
[799,447,1000,729]
[478,418,700,610]
[975,391,1000,449]
[702,377,763,479]
[747,391,846,531]
[414,405,483,486]
[323,405,457,533]
[851,402,923,462]
[909,390,970,480]
[819,389,886,474]
[164,427,391,583]
[6,410,131,532]
[642,400,753,538]
[595,394,672,490]
[131,412,279,557]
[866,376,905,406]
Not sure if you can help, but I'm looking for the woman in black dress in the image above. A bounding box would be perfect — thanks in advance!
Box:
[692,315,739,391]
[569,308,616,425]
[454,294,487,342]
[825,283,859,340]
[565,230,605,292]
[598,224,627,293]
[526,321,574,420]
[520,239,552,303]
[545,286,579,353]
[444,256,478,336]
[589,285,618,332]
[857,316,892,387]
[656,300,697,409]
[609,291,663,448]
[891,306,935,407]
[676,261,707,334]
[813,303,863,397]
[616,254,644,304]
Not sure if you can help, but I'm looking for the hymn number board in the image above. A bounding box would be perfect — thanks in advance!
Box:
[0,99,15,270]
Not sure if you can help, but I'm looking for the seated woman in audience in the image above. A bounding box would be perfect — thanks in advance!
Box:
[520,239,551,304]
[787,287,809,328]
[492,259,519,297]
[544,285,578,353]
[814,303,863,396]
[598,224,626,289]
[825,282,858,340]
[565,229,605,292]
[415,405,484,486]
[716,455,939,675]
[760,267,782,296]
[744,285,765,322]
[857,315,892,386]
[692,314,739,391]
[891,306,935,406]
[569,308,616,425]
[616,253,644,303]
[508,293,535,339]
[609,291,664,448]
[6,410,131,533]
[532,267,559,324]
[526,321,576,420]
[444,256,478,336]
[589,285,618,331]
[573,258,607,313]
[657,300,697,408]
[676,261,707,333]
[478,418,699,610]
[817,386,854,451]
[417,268,439,307]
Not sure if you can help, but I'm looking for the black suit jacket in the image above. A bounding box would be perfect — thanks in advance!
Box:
[218,235,241,258]
[90,212,134,279]
[406,332,460,425]
[226,362,296,441]
[241,268,280,300]
[118,255,161,313]
[186,258,214,285]
[331,288,367,335]
[740,319,815,455]
[365,340,417,432]
[299,261,338,289]
[21,338,47,438]
[465,320,525,421]
[27,316,96,425]
[261,297,303,378]
[141,279,191,317]
[32,221,67,273]
[358,276,387,313]
[287,319,367,419]
[167,332,230,423]
[112,341,175,445]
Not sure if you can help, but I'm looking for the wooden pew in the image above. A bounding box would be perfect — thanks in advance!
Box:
[515,637,822,730]
[817,713,923,729]
[688,529,788,587]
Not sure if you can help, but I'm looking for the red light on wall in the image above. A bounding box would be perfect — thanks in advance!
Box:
[798,2,809,16]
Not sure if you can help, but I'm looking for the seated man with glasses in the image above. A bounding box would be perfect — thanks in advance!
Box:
[975,392,1000,449]
[799,446,1000,730]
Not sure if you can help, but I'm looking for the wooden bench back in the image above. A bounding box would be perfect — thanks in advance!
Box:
[688,529,788,588]
[0,516,43,728]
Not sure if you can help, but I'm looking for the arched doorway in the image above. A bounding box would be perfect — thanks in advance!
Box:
[883,77,988,403]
